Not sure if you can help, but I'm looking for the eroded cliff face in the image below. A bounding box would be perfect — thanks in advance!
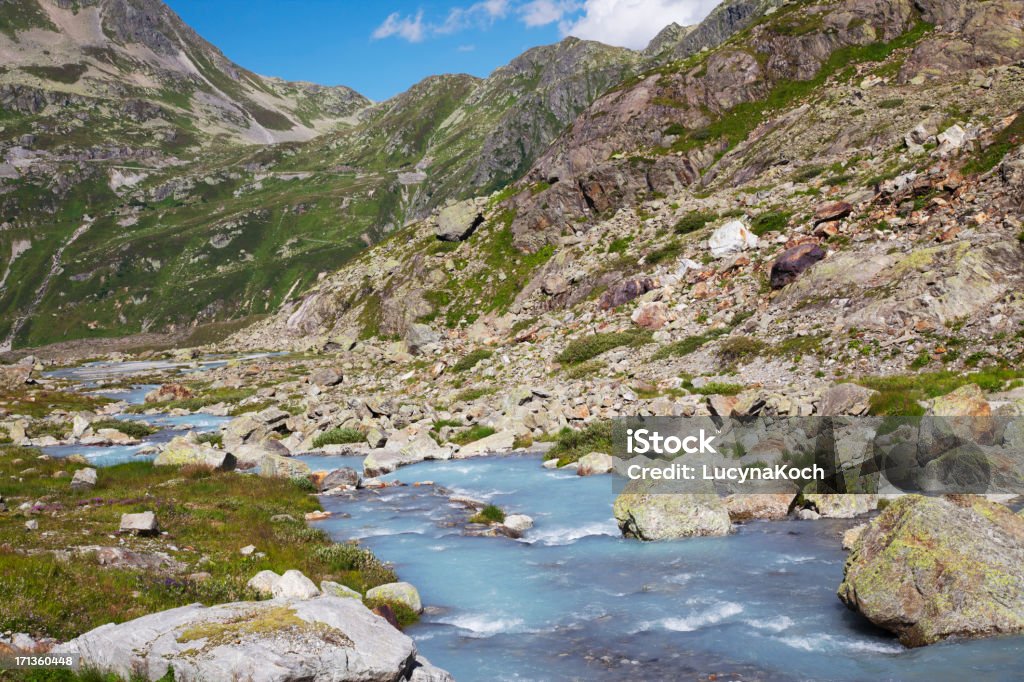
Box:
[503,0,1024,252]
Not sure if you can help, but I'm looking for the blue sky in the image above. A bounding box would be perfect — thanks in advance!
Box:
[165,1,722,101]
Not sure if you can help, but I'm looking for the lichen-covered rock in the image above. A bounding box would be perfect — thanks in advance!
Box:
[365,582,423,614]
[258,454,311,480]
[435,200,483,241]
[838,495,1024,647]
[155,435,235,471]
[247,570,280,597]
[613,479,732,540]
[801,493,877,518]
[144,383,194,404]
[576,451,614,476]
[724,493,794,521]
[53,596,434,681]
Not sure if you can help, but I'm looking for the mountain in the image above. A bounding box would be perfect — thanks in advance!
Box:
[0,0,369,144]
[234,0,1024,418]
[0,0,785,351]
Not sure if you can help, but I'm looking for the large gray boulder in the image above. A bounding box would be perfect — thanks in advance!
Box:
[365,582,423,614]
[838,495,1024,647]
[435,200,483,242]
[613,479,732,540]
[259,454,312,480]
[54,596,445,681]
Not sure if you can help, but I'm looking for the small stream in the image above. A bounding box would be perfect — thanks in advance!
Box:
[40,360,1024,681]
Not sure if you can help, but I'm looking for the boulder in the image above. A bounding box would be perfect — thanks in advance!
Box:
[247,570,280,597]
[119,512,158,536]
[576,451,614,476]
[724,493,794,521]
[0,365,32,391]
[259,454,312,480]
[144,384,193,404]
[708,220,758,258]
[53,596,433,681]
[318,467,361,492]
[631,301,669,330]
[838,495,1024,647]
[271,570,320,600]
[436,200,484,242]
[223,415,268,452]
[155,435,236,471]
[502,514,534,533]
[613,479,732,540]
[70,467,97,491]
[813,201,853,224]
[597,278,657,310]
[770,243,826,290]
[405,324,440,355]
[365,582,423,614]
[541,273,569,296]
[802,493,876,518]
[454,430,515,458]
[309,368,343,387]
[817,383,876,416]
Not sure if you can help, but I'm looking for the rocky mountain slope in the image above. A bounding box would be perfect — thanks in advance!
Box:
[0,0,784,351]
[232,0,1024,424]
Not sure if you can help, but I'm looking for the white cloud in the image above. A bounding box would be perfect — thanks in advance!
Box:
[560,0,721,49]
[519,0,580,27]
[373,1,509,42]
[372,10,426,42]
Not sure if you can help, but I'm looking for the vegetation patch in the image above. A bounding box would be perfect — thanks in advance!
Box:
[468,504,506,525]
[90,419,159,439]
[716,335,768,365]
[546,421,613,467]
[557,330,653,365]
[963,110,1024,176]
[312,428,364,448]
[452,349,493,373]
[856,367,1024,416]
[0,448,396,641]
[450,425,497,446]
[674,211,717,236]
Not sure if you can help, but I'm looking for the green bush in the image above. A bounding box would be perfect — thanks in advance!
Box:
[557,330,653,365]
[90,419,158,439]
[546,421,613,467]
[312,428,364,448]
[450,425,496,446]
[716,335,767,365]
[674,211,717,235]
[468,504,506,525]
[750,211,792,237]
[452,349,493,372]
[651,329,728,360]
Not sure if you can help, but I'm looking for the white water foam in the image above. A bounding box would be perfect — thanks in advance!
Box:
[639,602,744,633]
[777,633,903,654]
[439,614,528,638]
[521,521,618,546]
[743,616,795,633]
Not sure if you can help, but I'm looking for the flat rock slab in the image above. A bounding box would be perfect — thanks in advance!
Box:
[119,511,158,535]
[55,596,429,682]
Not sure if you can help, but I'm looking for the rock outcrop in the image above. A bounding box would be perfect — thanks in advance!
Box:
[838,495,1024,647]
[55,596,447,681]
[613,479,732,540]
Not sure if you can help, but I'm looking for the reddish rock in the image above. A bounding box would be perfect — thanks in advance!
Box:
[770,243,826,290]
[814,220,841,238]
[814,201,853,224]
[144,383,194,404]
[631,301,669,330]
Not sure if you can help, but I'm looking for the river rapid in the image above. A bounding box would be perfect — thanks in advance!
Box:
[43,359,1024,682]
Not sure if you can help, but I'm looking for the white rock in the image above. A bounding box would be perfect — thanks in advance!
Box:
[708,220,758,258]
[119,512,158,535]
[271,569,320,600]
[246,570,280,597]
[503,514,534,533]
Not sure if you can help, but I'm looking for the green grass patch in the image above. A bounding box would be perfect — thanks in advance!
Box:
[963,110,1024,176]
[452,349,493,373]
[468,504,506,525]
[90,419,158,439]
[0,448,396,642]
[674,211,717,236]
[557,329,653,365]
[545,421,613,467]
[312,428,364,448]
[450,425,497,446]
[716,335,768,365]
[750,211,792,237]
[856,367,1024,416]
